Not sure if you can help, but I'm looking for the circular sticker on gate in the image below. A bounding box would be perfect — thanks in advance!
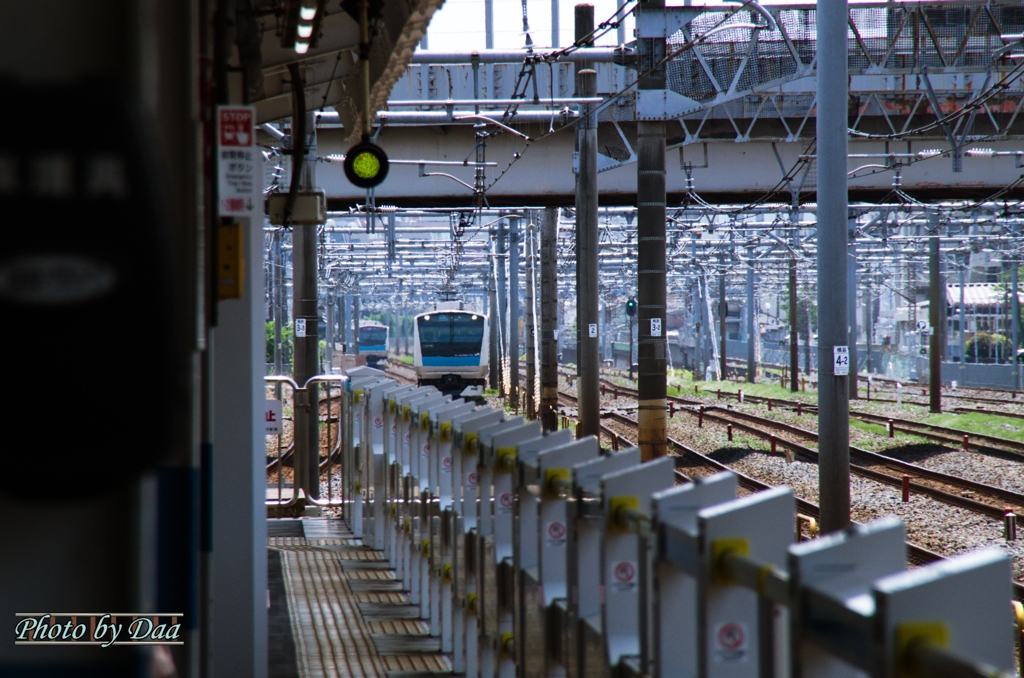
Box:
[614,562,635,583]
[467,472,479,486]
[717,623,744,650]
[713,622,749,663]
[374,416,383,428]
[443,457,453,469]
[548,522,565,540]
[499,493,513,508]
[423,443,430,454]
[405,432,411,442]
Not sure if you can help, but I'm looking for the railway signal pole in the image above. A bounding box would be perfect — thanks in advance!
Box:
[540,207,559,431]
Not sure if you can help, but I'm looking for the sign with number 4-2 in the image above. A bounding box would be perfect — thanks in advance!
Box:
[833,345,850,376]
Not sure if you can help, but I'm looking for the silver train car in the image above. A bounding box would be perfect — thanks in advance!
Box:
[412,305,488,393]
[357,320,389,368]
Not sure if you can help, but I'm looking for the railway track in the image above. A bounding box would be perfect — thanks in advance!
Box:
[599,376,1024,461]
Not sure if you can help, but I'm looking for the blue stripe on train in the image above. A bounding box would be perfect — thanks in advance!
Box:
[422,356,482,366]
[360,345,387,351]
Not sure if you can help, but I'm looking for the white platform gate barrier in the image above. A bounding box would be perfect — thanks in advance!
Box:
[326,373,1019,678]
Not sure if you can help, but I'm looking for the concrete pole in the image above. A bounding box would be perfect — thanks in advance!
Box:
[1013,260,1020,389]
[274,233,284,375]
[497,221,508,395]
[959,257,966,377]
[746,263,755,382]
[815,0,851,534]
[719,273,727,381]
[326,293,334,372]
[353,296,361,356]
[929,233,942,412]
[847,230,858,399]
[616,0,627,45]
[489,233,500,388]
[293,111,320,500]
[540,207,559,431]
[551,0,560,47]
[509,217,521,409]
[863,282,872,374]
[575,66,600,439]
[342,293,351,353]
[526,221,537,418]
[485,0,494,49]
[636,0,667,460]
[789,257,799,392]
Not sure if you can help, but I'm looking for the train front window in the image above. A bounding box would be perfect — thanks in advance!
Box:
[359,327,388,346]
[417,314,484,356]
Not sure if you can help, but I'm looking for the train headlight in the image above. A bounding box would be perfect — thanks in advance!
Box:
[424,315,431,321]
[471,315,478,320]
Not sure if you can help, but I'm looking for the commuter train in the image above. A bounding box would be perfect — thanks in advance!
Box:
[412,304,489,393]
[357,320,389,368]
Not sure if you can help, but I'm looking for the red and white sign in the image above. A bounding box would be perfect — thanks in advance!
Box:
[713,622,749,664]
[545,521,567,547]
[264,399,282,435]
[374,416,383,428]
[498,492,514,514]
[467,472,479,486]
[609,561,638,593]
[217,106,259,216]
[442,457,453,471]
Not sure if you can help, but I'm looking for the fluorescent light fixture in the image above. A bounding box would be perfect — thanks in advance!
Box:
[300,5,317,21]
[295,41,310,54]
[297,23,313,38]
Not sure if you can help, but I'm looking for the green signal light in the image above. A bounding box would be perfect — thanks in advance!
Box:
[343,141,390,188]
[352,151,380,179]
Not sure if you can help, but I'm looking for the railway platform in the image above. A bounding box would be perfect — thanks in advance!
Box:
[268,517,450,678]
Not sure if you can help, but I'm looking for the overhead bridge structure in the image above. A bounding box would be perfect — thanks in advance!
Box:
[293,0,1024,206]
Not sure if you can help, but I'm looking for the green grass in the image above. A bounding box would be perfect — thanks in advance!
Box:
[682,379,817,402]
[923,412,1024,443]
[484,388,499,395]
[400,355,413,365]
[849,418,888,436]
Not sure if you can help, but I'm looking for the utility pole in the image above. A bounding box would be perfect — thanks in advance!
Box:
[292,110,320,500]
[789,256,799,393]
[274,232,285,375]
[1013,258,1021,390]
[847,225,858,399]
[526,220,537,419]
[540,207,559,431]
[864,281,873,374]
[497,219,508,395]
[509,216,521,410]
[636,0,667,460]
[959,255,966,380]
[574,4,599,439]
[816,0,851,534]
[485,0,494,49]
[353,295,361,357]
[489,225,500,389]
[746,263,755,383]
[719,273,727,381]
[929,231,942,413]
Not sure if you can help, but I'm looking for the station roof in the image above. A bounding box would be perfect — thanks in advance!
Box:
[242,0,443,141]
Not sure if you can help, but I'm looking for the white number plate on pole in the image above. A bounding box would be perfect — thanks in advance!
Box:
[651,317,662,337]
[295,318,306,337]
[265,399,282,435]
[833,345,850,376]
[588,323,597,338]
